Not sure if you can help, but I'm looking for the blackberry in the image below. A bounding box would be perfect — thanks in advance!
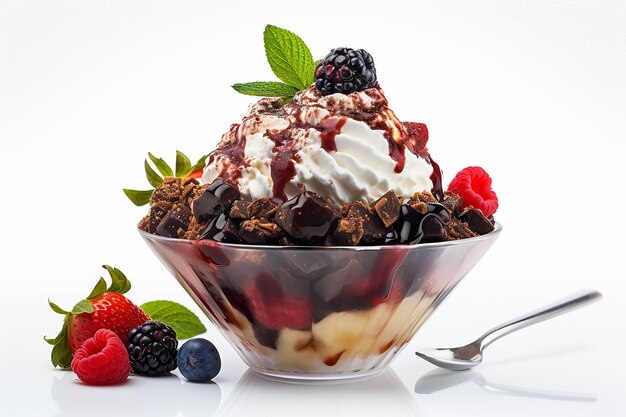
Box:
[314,47,377,95]
[127,320,178,376]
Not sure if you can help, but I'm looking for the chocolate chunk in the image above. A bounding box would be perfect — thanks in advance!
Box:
[371,191,401,228]
[274,191,340,243]
[239,219,281,245]
[361,211,392,245]
[394,203,451,244]
[447,218,478,240]
[458,208,495,235]
[192,178,240,223]
[332,217,364,246]
[247,198,278,219]
[341,201,369,218]
[199,212,228,241]
[180,178,200,205]
[156,206,191,238]
[442,192,463,215]
[150,177,182,204]
[407,191,438,205]
[421,216,449,242]
[146,201,173,233]
[229,200,251,219]
[339,201,390,244]
[221,219,241,243]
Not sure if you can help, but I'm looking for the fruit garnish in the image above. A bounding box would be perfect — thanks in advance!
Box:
[232,24,315,98]
[45,266,207,369]
[447,166,499,217]
[124,151,211,206]
[127,320,178,376]
[177,338,221,382]
[71,329,131,385]
[46,266,150,368]
[314,47,378,95]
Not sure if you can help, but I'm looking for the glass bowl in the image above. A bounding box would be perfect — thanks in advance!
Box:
[140,223,501,381]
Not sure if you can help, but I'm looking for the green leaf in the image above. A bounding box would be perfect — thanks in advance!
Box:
[103,265,132,294]
[48,300,69,315]
[44,336,56,345]
[50,320,72,369]
[86,277,108,299]
[140,300,207,339]
[144,160,163,188]
[232,81,299,97]
[148,153,174,177]
[175,151,192,178]
[123,189,153,206]
[263,24,315,90]
[188,152,212,175]
[71,299,94,315]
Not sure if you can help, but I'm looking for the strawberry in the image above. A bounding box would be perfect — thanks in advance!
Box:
[447,166,499,217]
[45,265,150,369]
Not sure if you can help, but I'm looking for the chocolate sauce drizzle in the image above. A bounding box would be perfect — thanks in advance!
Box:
[265,130,301,202]
[318,117,347,152]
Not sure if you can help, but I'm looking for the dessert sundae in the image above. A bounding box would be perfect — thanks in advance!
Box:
[129,25,500,379]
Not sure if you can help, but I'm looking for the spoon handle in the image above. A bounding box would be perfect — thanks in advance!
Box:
[478,289,602,349]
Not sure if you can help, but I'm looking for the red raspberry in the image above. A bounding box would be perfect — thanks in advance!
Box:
[71,329,131,385]
[448,166,499,217]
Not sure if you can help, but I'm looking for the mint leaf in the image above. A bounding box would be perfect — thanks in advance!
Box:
[175,151,192,178]
[263,25,315,90]
[232,81,299,97]
[140,300,207,339]
[123,189,153,206]
[71,299,94,315]
[148,153,174,177]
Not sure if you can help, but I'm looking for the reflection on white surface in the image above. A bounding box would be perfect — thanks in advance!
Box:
[49,371,221,417]
[415,369,596,402]
[216,369,424,417]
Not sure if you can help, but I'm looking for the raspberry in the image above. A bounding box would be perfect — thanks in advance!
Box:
[71,329,131,385]
[314,47,377,95]
[447,167,499,217]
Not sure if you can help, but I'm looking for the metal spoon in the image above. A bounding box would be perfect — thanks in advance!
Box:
[415,289,602,371]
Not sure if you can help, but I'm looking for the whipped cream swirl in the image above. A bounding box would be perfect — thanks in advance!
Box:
[202,86,441,206]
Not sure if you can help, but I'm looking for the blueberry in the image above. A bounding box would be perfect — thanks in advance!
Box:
[177,338,221,382]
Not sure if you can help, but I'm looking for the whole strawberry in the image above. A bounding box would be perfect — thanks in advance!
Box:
[45,265,150,368]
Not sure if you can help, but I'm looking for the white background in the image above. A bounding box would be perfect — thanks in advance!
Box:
[1,1,625,416]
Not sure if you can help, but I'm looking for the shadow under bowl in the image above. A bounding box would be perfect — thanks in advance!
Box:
[140,223,501,381]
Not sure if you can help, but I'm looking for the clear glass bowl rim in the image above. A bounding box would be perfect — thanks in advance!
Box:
[138,222,501,252]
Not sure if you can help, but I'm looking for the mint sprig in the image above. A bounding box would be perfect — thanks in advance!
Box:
[124,151,211,206]
[232,24,315,98]
[233,81,299,97]
[140,300,207,339]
